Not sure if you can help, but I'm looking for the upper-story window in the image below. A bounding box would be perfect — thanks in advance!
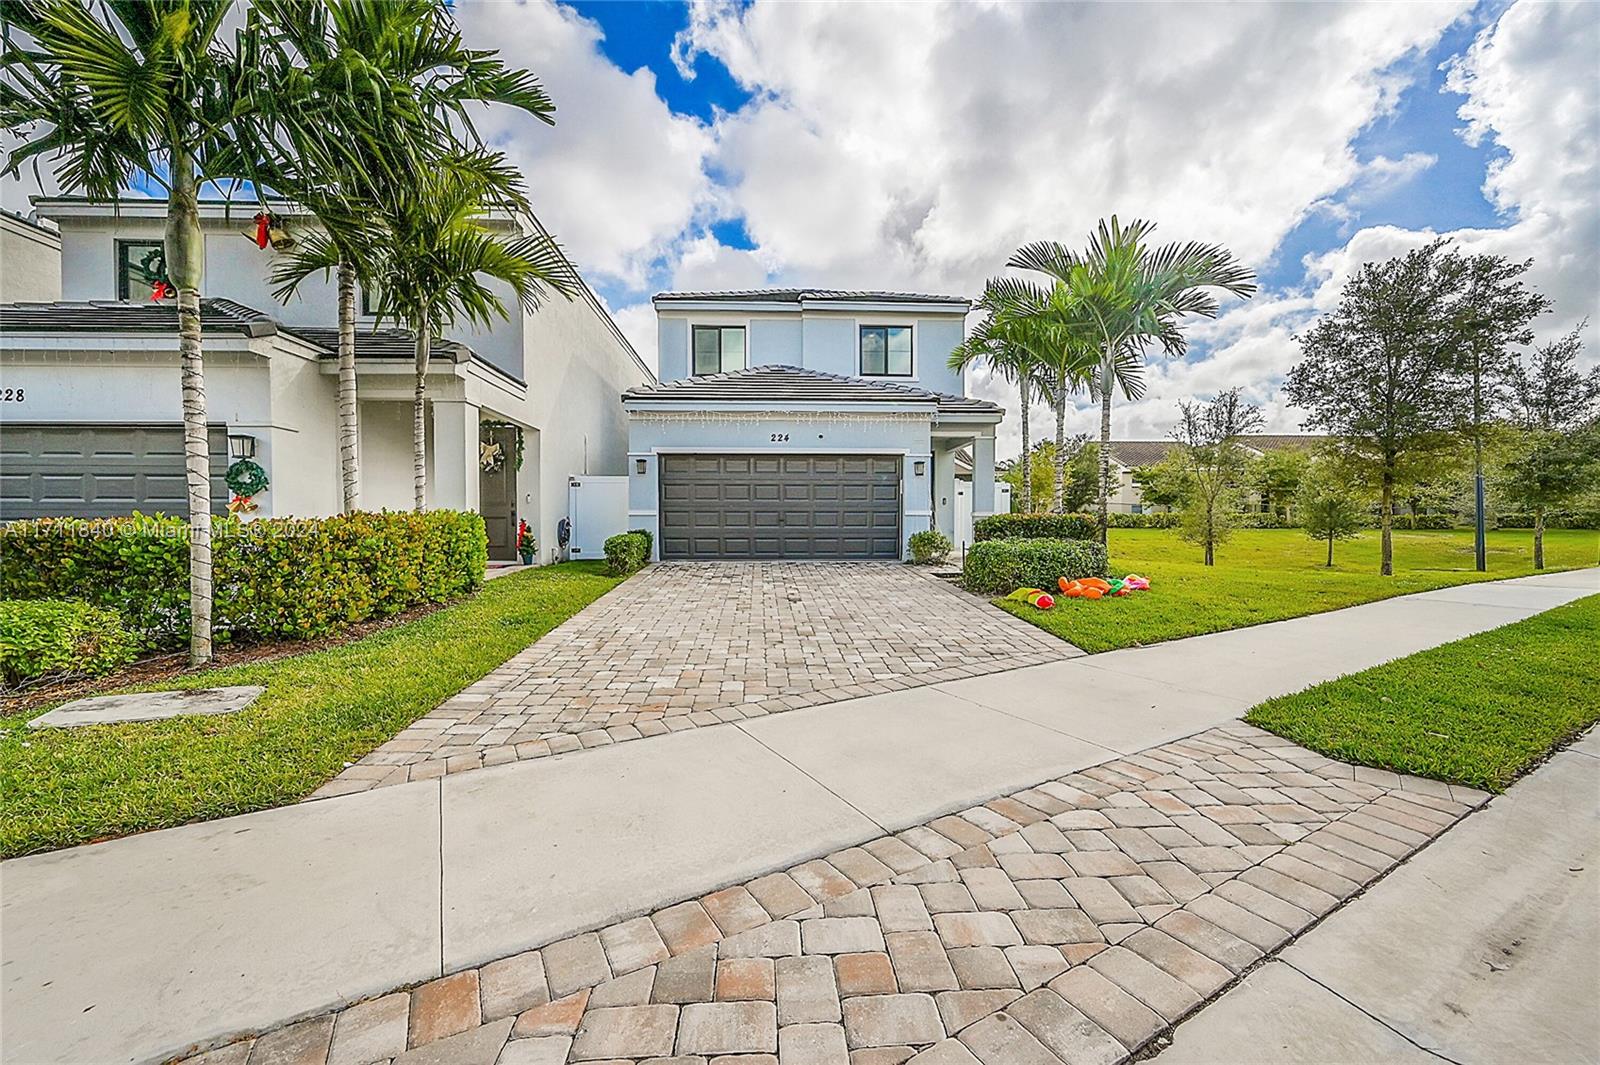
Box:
[860,325,912,377]
[360,284,381,317]
[116,239,168,300]
[692,325,746,375]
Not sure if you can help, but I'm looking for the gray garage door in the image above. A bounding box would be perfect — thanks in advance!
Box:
[0,424,230,520]
[660,453,902,560]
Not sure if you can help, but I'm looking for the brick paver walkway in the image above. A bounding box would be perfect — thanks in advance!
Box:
[316,563,1076,797]
[184,722,1486,1065]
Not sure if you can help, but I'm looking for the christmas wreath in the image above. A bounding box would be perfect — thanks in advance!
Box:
[225,458,270,497]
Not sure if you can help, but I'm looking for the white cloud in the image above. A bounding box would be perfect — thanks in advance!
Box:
[454,0,718,290]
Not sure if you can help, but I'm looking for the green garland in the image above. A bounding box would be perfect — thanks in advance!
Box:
[481,420,524,470]
[225,458,270,497]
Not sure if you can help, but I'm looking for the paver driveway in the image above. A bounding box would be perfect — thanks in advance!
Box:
[320,562,1077,796]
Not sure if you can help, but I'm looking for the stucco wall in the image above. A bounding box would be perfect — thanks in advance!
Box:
[0,214,61,302]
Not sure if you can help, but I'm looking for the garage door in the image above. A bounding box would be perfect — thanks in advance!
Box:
[0,424,230,520]
[660,453,902,560]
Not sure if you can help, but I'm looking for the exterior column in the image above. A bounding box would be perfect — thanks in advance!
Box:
[972,431,997,519]
[431,400,480,512]
[933,443,957,539]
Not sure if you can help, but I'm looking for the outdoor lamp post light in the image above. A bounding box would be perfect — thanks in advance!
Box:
[228,433,257,460]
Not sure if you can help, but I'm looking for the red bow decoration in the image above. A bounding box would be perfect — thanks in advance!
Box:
[150,280,174,301]
[253,211,271,249]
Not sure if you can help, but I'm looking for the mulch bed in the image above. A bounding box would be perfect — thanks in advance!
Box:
[0,599,450,718]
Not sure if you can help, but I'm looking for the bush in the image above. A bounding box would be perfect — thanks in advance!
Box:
[604,532,650,575]
[975,512,1100,542]
[963,537,1108,595]
[1497,512,1599,530]
[0,511,487,649]
[0,599,140,687]
[628,527,655,558]
[1104,511,1181,529]
[908,530,953,565]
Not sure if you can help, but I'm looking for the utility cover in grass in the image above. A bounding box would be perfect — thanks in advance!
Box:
[29,686,265,729]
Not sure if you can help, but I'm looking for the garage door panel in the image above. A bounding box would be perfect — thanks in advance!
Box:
[659,452,902,560]
[0,424,228,520]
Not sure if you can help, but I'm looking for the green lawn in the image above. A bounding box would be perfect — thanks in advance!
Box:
[996,528,1597,652]
[0,562,623,858]
[1247,594,1600,791]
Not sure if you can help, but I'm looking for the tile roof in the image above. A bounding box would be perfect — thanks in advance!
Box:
[1106,434,1327,469]
[623,365,1002,416]
[287,326,469,363]
[0,298,282,337]
[653,288,970,307]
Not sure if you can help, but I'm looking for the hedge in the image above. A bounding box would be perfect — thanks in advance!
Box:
[0,599,140,687]
[604,531,650,575]
[1105,511,1181,529]
[1497,512,1599,530]
[964,537,1108,595]
[0,511,487,649]
[976,513,1100,542]
[908,529,953,565]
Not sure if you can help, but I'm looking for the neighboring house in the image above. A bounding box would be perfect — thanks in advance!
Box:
[1103,435,1326,513]
[0,210,61,303]
[0,197,652,562]
[623,289,1003,560]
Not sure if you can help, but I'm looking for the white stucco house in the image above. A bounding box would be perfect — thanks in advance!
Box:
[623,289,1002,560]
[0,197,652,562]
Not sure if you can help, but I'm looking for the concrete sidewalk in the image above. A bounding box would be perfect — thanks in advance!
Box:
[1156,727,1600,1064]
[3,569,1594,1064]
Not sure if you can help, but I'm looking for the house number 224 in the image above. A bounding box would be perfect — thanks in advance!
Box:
[770,432,789,442]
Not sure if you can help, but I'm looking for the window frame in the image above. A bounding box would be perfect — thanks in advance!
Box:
[115,239,168,301]
[858,324,914,378]
[690,324,748,376]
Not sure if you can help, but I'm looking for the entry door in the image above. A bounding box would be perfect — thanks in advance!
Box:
[479,424,519,560]
[659,453,902,560]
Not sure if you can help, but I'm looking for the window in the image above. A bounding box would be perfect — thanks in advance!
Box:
[360,284,382,317]
[860,325,912,376]
[692,325,746,375]
[116,240,168,300]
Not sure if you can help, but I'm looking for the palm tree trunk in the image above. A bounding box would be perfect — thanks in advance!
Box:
[1054,383,1067,514]
[1533,507,1545,570]
[337,260,361,512]
[1380,467,1394,577]
[1018,379,1031,513]
[412,320,431,512]
[1097,353,1113,546]
[168,149,212,666]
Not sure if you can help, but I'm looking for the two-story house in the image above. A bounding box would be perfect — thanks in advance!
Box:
[0,197,652,563]
[622,289,1003,560]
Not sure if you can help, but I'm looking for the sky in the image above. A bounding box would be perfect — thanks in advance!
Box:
[6,0,1596,459]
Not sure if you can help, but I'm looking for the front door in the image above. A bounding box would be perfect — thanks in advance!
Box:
[479,423,519,560]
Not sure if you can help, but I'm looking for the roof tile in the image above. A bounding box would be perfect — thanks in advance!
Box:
[623,364,1000,416]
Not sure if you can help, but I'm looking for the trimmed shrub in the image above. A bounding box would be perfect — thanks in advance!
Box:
[963,537,1108,595]
[628,527,655,559]
[975,512,1100,542]
[908,530,953,565]
[1497,512,1599,530]
[604,532,650,575]
[0,510,487,649]
[0,599,140,687]
[1104,511,1181,529]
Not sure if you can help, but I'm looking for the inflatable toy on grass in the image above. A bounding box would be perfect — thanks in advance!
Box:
[1058,574,1152,600]
[1006,587,1056,609]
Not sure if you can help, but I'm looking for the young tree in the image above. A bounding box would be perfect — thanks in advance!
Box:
[1249,448,1309,522]
[1171,389,1264,565]
[1283,240,1467,576]
[1296,458,1367,566]
[1500,326,1600,567]
[1133,453,1191,510]
[1445,250,1551,571]
[1009,217,1256,545]
[2,0,276,665]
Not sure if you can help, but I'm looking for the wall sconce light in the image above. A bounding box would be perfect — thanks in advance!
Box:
[227,433,257,460]
[913,460,926,476]
[635,458,647,474]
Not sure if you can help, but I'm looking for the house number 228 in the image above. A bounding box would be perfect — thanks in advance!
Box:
[770,433,789,442]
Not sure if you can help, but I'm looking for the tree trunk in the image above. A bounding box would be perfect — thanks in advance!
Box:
[412,320,431,512]
[1380,468,1394,577]
[337,260,361,512]
[1533,507,1545,570]
[1326,529,1334,567]
[1054,383,1067,514]
[1018,378,1031,513]
[1473,431,1486,573]
[167,150,212,667]
[1097,353,1113,546]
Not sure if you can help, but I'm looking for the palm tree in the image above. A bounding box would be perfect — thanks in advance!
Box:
[1,0,274,665]
[1010,217,1256,543]
[365,154,578,510]
[250,0,556,513]
[949,283,1054,512]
